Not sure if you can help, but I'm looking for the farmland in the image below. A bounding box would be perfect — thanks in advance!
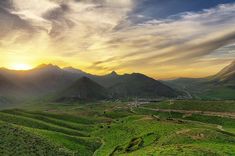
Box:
[0,100,234,155]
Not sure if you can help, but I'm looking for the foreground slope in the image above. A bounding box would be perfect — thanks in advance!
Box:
[0,122,72,155]
[0,109,102,156]
[1,100,234,156]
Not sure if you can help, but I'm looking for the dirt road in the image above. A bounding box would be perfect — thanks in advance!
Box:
[139,107,235,119]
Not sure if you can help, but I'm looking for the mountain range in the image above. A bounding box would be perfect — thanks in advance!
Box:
[56,77,109,102]
[0,60,234,102]
[0,64,179,101]
[166,60,235,99]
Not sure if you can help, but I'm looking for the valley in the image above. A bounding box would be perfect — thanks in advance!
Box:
[0,62,234,155]
[0,100,235,156]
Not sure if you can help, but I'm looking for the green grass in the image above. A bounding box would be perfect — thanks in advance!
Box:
[144,100,235,112]
[2,109,94,132]
[26,128,101,156]
[0,123,72,156]
[133,107,184,119]
[199,87,235,100]
[134,106,235,134]
[93,115,189,155]
[1,100,235,155]
[0,108,102,156]
[0,112,88,137]
[184,114,235,133]
[118,128,235,156]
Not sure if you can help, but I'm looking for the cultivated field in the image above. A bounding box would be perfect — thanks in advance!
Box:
[0,100,235,155]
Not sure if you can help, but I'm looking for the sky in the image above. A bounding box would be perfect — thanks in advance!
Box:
[0,0,235,79]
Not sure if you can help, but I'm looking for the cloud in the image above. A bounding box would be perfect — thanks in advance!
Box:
[0,7,35,46]
[0,0,235,78]
[94,3,235,72]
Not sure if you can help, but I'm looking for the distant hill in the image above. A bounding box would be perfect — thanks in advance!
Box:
[0,64,179,100]
[107,73,178,98]
[211,60,235,86]
[0,74,20,96]
[89,71,120,88]
[85,71,179,98]
[166,60,235,99]
[55,72,179,101]
[63,67,88,75]
[56,77,109,102]
[0,64,82,96]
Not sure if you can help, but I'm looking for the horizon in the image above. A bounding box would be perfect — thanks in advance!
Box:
[0,60,233,80]
[1,0,235,79]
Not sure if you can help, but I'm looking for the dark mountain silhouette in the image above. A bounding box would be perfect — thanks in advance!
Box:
[56,77,109,102]
[63,67,87,75]
[0,74,19,95]
[88,71,120,88]
[108,73,178,98]
[0,64,82,96]
[0,64,179,99]
[86,71,179,98]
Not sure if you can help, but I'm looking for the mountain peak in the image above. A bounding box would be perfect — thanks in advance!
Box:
[57,76,108,101]
[109,71,118,76]
[32,64,62,74]
[36,64,61,70]
[63,66,86,74]
[212,60,235,84]
[63,66,74,70]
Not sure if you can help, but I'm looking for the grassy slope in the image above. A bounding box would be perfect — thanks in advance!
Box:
[0,108,102,156]
[0,122,72,156]
[93,115,187,155]
[144,100,235,112]
[27,128,101,156]
[2,109,94,132]
[93,114,235,156]
[0,100,235,155]
[121,128,235,156]
[198,87,235,100]
[140,100,235,133]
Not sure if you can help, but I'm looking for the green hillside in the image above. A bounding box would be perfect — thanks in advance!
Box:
[0,100,234,155]
[0,122,72,156]
[0,108,102,156]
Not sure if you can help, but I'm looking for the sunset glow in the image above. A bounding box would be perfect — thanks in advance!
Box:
[0,0,234,78]
[9,63,33,71]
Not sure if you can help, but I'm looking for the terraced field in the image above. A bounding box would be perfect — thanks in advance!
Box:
[0,109,102,156]
[0,100,235,155]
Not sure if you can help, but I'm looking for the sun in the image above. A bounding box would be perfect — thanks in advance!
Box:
[9,63,33,70]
